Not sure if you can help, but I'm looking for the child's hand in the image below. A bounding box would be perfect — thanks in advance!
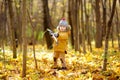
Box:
[54,33,59,38]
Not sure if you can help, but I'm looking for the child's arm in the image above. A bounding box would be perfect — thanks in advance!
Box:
[47,28,58,43]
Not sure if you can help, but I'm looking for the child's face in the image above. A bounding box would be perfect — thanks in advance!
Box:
[59,26,67,31]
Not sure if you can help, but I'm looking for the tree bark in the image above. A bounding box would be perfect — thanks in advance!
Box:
[84,0,92,52]
[0,0,7,69]
[74,0,80,51]
[103,0,117,71]
[61,0,65,18]
[15,0,22,51]
[102,0,107,39]
[115,9,120,51]
[51,0,56,25]
[81,0,86,53]
[8,0,17,58]
[29,0,33,14]
[95,0,102,48]
[68,0,74,48]
[27,9,38,69]
[22,0,27,77]
[109,0,114,48]
[42,0,54,49]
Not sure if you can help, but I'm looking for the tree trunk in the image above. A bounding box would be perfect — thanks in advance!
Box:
[109,0,114,48]
[22,0,27,77]
[102,0,107,39]
[51,0,56,25]
[8,0,17,58]
[74,0,80,51]
[3,0,7,69]
[95,0,102,48]
[68,0,74,48]
[69,0,80,51]
[61,0,65,18]
[42,0,54,49]
[0,0,7,69]
[115,9,120,51]
[102,0,117,71]
[27,9,38,69]
[29,0,33,14]
[111,25,114,48]
[119,0,120,5]
[84,0,92,52]
[81,0,86,53]
[15,0,22,51]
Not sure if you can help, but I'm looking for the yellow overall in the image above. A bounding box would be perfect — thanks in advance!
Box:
[53,31,70,68]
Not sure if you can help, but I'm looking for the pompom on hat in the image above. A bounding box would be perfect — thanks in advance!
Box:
[58,18,68,26]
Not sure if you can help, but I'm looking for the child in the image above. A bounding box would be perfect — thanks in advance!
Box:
[52,18,71,70]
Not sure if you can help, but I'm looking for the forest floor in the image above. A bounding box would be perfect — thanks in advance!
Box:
[0,44,120,80]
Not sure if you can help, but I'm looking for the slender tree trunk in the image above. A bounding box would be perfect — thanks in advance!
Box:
[0,0,7,69]
[22,0,27,77]
[68,0,74,48]
[8,0,17,58]
[115,9,120,51]
[27,9,38,69]
[19,1,22,51]
[51,0,56,25]
[61,0,65,18]
[95,0,102,48]
[3,0,7,69]
[42,0,54,49]
[15,0,22,51]
[109,0,114,48]
[108,0,114,48]
[32,30,38,69]
[84,0,92,52]
[103,0,117,71]
[102,0,107,39]
[81,0,86,53]
[90,0,95,45]
[29,0,33,14]
[119,0,120,5]
[69,0,80,51]
[111,25,114,48]
[74,0,80,51]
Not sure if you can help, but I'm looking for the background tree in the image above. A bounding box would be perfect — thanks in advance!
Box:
[102,0,107,40]
[95,0,102,48]
[14,0,22,51]
[81,0,86,53]
[115,8,120,51]
[8,0,17,58]
[73,0,80,51]
[22,0,27,77]
[109,0,115,48]
[68,0,80,52]
[51,0,57,25]
[27,9,38,69]
[103,0,117,71]
[84,0,92,52]
[68,0,74,48]
[0,0,7,68]
[42,0,54,49]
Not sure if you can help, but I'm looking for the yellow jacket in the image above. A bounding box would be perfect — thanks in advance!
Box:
[53,31,70,52]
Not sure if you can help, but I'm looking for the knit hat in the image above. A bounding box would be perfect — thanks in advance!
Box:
[57,18,71,31]
[58,18,68,26]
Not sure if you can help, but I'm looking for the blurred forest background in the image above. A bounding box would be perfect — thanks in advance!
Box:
[0,0,120,79]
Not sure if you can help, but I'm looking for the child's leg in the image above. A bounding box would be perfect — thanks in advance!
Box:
[53,57,58,67]
[53,51,59,68]
[60,52,66,68]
